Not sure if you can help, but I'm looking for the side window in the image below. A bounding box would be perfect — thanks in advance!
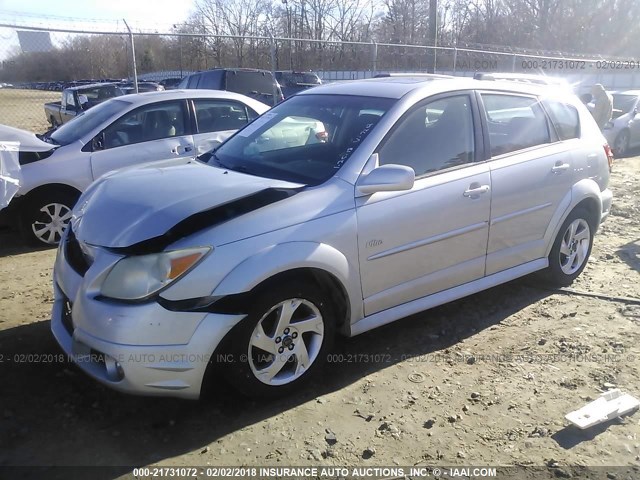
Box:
[194,99,250,133]
[177,76,189,89]
[543,100,580,140]
[103,101,186,149]
[247,108,259,121]
[378,95,475,176]
[198,71,219,90]
[65,92,76,109]
[187,74,201,89]
[482,94,551,156]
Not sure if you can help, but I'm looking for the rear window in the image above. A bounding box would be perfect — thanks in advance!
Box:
[280,72,321,86]
[544,100,580,140]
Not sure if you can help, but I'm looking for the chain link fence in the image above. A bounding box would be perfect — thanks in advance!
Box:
[1,23,640,133]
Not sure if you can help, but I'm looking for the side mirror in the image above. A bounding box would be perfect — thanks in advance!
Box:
[357,164,415,195]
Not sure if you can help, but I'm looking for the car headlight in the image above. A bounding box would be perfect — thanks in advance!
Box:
[101,247,211,301]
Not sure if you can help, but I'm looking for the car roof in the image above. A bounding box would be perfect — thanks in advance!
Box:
[299,76,550,100]
[67,82,121,91]
[474,72,569,85]
[612,90,640,96]
[118,89,271,110]
[187,68,273,75]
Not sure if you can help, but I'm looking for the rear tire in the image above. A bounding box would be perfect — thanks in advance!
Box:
[20,191,79,246]
[542,207,595,287]
[220,280,336,398]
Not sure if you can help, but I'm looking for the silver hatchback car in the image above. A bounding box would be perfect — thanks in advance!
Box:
[51,77,613,398]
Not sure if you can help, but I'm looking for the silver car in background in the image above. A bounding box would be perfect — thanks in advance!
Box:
[51,77,613,399]
[602,90,640,156]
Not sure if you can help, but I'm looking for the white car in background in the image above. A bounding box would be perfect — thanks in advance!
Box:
[0,90,269,245]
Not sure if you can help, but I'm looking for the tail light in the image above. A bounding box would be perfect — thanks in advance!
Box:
[604,143,614,171]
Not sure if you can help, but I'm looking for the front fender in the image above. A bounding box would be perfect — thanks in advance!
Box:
[544,178,604,256]
[212,241,363,326]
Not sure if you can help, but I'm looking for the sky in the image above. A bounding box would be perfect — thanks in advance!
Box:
[0,0,196,32]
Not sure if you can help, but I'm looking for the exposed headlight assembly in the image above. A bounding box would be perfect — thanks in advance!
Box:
[101,247,210,301]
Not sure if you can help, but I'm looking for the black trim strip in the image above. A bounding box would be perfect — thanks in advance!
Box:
[109,187,300,255]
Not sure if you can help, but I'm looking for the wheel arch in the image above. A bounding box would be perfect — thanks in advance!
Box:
[210,242,361,332]
[544,179,603,256]
[21,183,82,204]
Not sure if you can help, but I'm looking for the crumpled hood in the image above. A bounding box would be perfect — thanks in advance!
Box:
[72,161,303,249]
[0,124,54,152]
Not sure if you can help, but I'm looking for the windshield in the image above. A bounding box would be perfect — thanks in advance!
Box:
[612,94,638,114]
[210,94,396,185]
[49,99,131,146]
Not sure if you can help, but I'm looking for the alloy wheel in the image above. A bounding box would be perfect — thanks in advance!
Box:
[559,218,591,275]
[248,298,324,386]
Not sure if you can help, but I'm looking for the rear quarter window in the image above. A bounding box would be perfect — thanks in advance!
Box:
[543,100,580,140]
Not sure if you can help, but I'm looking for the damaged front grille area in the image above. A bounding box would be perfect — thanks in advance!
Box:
[65,227,92,276]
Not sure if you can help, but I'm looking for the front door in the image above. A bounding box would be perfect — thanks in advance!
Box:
[356,93,491,316]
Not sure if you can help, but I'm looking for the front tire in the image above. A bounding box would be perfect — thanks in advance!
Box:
[543,208,595,286]
[20,191,78,246]
[222,281,336,398]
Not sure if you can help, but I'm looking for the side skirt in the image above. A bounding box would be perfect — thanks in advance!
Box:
[349,258,548,336]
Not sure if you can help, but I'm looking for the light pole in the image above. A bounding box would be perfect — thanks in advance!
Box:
[173,24,183,77]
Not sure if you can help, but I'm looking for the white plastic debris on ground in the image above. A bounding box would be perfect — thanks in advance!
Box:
[0,142,22,209]
[565,389,640,429]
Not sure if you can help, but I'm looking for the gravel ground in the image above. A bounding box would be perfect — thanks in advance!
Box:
[0,154,639,479]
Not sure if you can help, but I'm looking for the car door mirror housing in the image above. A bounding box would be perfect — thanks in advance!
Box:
[356,164,415,195]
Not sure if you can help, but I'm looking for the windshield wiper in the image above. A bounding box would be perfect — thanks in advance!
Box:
[209,152,257,176]
[37,133,59,145]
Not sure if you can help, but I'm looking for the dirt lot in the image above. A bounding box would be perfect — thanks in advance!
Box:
[0,88,58,133]
[0,155,639,478]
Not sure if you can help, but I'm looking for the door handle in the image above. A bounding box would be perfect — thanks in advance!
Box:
[552,163,570,173]
[463,184,490,198]
[171,145,194,155]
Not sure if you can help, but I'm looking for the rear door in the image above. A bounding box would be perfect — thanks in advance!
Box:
[89,100,194,180]
[191,98,257,154]
[479,92,576,275]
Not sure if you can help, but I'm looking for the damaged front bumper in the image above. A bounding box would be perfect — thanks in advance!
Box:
[50,230,246,399]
